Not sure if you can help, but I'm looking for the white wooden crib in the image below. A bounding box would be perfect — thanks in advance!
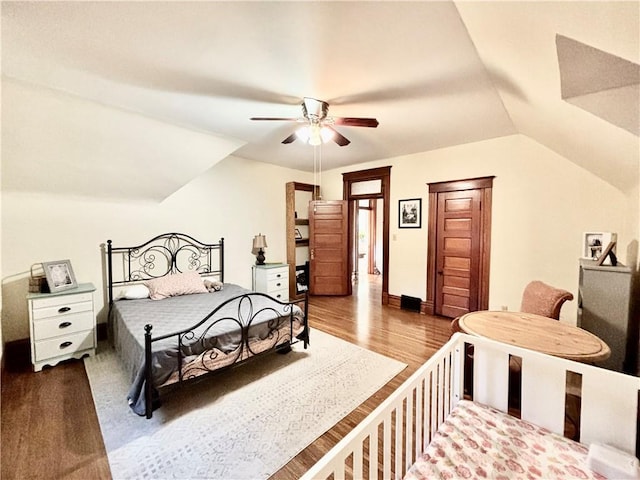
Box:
[302,333,639,480]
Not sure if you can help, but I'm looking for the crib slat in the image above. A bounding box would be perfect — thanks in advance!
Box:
[383,416,391,479]
[581,369,640,454]
[369,429,378,480]
[473,343,509,412]
[451,344,464,406]
[415,378,423,459]
[430,369,438,438]
[353,445,363,480]
[443,351,451,415]
[395,404,402,478]
[437,362,445,426]
[405,390,414,475]
[520,354,566,434]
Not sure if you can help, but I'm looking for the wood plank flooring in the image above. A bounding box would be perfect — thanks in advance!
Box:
[1,275,453,479]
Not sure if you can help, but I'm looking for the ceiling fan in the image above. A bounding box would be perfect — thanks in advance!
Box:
[250,97,379,147]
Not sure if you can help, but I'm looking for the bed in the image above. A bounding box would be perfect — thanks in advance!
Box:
[106,232,309,418]
[302,333,639,479]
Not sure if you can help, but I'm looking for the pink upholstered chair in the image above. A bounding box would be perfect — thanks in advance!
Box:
[511,281,575,419]
[520,280,574,320]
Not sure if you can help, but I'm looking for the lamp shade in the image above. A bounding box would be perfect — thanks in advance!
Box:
[252,233,267,265]
[252,233,267,251]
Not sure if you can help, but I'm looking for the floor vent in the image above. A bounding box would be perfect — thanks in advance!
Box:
[400,295,421,312]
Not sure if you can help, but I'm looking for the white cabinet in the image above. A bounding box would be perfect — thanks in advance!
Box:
[578,260,634,373]
[28,283,96,371]
[252,264,289,301]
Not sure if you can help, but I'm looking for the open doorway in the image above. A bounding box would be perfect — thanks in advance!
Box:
[353,198,383,299]
[355,199,382,278]
[342,166,391,304]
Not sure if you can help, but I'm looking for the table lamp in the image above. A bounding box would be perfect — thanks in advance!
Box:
[252,234,267,265]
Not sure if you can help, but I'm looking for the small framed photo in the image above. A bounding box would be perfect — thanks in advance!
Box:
[582,232,616,261]
[399,198,422,228]
[42,259,77,292]
[295,228,303,239]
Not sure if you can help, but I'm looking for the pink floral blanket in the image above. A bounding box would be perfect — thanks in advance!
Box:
[404,400,606,480]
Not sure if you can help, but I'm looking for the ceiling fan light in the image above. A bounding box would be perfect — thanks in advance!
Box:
[308,133,322,146]
[320,126,335,143]
[296,123,331,146]
[296,126,311,142]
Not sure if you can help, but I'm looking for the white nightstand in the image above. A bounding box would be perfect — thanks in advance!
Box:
[252,264,289,302]
[27,282,97,372]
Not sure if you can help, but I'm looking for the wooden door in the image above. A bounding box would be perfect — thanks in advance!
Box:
[309,200,349,295]
[435,189,482,317]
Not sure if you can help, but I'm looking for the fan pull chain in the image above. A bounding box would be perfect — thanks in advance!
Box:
[318,144,322,200]
[313,145,317,200]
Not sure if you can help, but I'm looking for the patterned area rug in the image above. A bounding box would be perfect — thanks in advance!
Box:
[84,329,406,479]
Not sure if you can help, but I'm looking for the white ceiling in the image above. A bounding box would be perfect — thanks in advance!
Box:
[2,1,638,201]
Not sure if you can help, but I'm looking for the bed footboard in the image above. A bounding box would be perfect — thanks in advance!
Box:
[303,333,640,480]
[143,292,308,418]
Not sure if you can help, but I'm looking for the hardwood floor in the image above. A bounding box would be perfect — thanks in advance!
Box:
[1,275,453,479]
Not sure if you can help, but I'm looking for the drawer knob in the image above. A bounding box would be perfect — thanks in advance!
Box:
[58,321,72,329]
[59,341,73,349]
[58,307,71,314]
[276,283,281,287]
[276,274,281,278]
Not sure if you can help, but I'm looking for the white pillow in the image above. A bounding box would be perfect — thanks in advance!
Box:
[117,284,150,300]
[144,271,208,300]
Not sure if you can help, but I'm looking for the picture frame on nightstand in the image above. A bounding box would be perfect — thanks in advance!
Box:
[42,259,77,292]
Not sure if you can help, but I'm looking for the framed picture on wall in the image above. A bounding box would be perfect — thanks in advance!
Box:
[42,259,77,292]
[399,198,422,228]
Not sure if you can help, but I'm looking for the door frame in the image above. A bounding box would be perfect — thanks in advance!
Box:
[342,166,391,302]
[425,176,494,315]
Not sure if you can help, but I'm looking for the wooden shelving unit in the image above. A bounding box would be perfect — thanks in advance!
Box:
[286,182,319,299]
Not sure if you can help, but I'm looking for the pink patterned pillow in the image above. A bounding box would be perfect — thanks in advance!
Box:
[144,272,208,300]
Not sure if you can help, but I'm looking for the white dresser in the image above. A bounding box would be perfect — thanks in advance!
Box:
[252,264,289,301]
[27,282,97,372]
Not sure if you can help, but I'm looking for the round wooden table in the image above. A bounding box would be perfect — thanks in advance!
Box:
[457,310,611,363]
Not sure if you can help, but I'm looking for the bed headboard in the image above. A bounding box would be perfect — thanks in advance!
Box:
[106,232,224,306]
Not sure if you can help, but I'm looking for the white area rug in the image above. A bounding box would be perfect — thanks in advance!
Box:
[84,329,406,480]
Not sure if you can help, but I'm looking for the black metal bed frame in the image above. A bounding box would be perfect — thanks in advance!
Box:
[106,232,309,418]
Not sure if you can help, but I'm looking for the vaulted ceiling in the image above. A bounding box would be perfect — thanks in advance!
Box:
[2,1,638,201]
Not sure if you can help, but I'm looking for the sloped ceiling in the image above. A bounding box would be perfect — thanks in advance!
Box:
[1,1,638,201]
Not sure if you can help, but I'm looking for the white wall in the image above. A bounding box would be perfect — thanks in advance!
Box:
[321,134,632,324]
[1,156,312,343]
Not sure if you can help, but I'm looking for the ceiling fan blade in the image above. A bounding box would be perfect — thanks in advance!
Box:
[333,117,379,128]
[327,127,351,147]
[282,132,297,144]
[251,117,299,122]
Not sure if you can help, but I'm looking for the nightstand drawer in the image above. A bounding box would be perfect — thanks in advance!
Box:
[269,288,289,302]
[265,268,288,282]
[32,299,93,321]
[32,311,95,341]
[266,276,288,292]
[30,292,93,310]
[34,330,94,362]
